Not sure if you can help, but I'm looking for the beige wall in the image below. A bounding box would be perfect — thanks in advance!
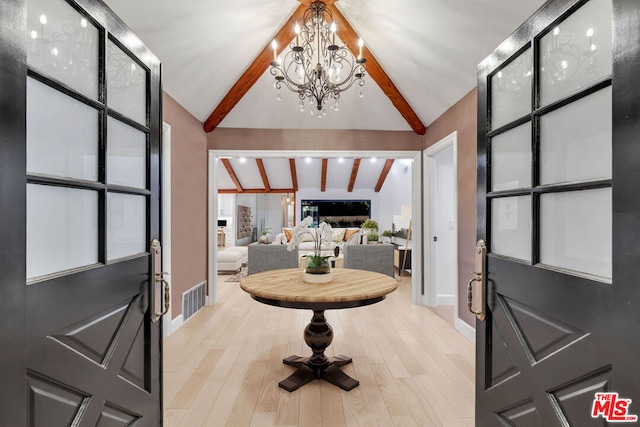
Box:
[172,93,477,328]
[163,93,208,319]
[208,128,422,151]
[423,88,477,327]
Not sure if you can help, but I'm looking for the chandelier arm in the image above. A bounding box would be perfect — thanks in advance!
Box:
[271,0,365,115]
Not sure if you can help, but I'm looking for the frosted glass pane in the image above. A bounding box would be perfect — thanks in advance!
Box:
[27,185,98,279]
[541,189,611,279]
[107,40,147,124]
[27,0,98,98]
[108,193,146,260]
[491,196,531,261]
[540,87,611,184]
[27,77,98,180]
[491,122,531,191]
[107,117,146,188]
[539,0,612,106]
[491,48,532,129]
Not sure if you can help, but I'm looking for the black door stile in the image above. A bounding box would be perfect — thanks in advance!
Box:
[0,0,28,424]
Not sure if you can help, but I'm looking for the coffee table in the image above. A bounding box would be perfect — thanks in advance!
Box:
[240,268,397,392]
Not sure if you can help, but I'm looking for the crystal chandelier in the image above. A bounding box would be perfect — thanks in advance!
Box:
[270,1,367,117]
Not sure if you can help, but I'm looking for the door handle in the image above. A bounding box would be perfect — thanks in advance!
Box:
[150,239,170,323]
[467,240,487,321]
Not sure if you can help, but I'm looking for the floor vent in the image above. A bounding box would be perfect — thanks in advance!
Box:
[182,282,206,321]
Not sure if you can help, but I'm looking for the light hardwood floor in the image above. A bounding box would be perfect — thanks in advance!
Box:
[163,276,475,426]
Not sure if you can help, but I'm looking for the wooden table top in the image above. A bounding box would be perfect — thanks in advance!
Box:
[240,268,398,305]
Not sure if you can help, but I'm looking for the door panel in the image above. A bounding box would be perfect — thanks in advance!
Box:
[476,0,640,425]
[0,0,162,424]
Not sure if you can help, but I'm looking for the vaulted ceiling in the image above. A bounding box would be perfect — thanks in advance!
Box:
[217,156,406,194]
[103,0,546,132]
[103,0,547,191]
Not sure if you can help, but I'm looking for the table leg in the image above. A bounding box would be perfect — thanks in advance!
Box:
[279,309,359,392]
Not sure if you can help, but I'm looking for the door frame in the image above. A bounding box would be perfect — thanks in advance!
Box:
[207,149,424,306]
[422,132,469,340]
[161,122,182,337]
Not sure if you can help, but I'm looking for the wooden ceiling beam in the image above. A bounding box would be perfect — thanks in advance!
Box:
[221,158,243,192]
[256,158,271,192]
[289,158,299,191]
[218,188,295,194]
[321,158,328,192]
[203,5,307,132]
[347,158,361,192]
[375,159,394,192]
[327,4,426,135]
[298,0,336,5]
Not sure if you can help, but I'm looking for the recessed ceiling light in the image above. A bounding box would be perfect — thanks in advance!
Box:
[338,157,344,163]
[239,157,247,163]
[371,157,377,163]
[305,157,312,163]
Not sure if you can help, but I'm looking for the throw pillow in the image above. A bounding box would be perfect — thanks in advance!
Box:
[283,228,293,242]
[343,228,359,242]
[332,229,345,243]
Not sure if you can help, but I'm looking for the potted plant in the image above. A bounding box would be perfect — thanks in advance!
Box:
[381,230,393,243]
[367,231,379,243]
[360,219,379,234]
[259,227,272,244]
[287,216,334,277]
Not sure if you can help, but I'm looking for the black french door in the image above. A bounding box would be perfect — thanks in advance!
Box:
[0,0,163,424]
[475,0,640,425]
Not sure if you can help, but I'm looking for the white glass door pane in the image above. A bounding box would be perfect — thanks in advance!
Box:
[27,0,99,98]
[539,0,612,106]
[491,122,531,191]
[491,196,532,262]
[27,77,98,181]
[107,193,146,261]
[27,185,98,279]
[540,87,611,185]
[107,40,147,124]
[491,48,532,129]
[107,117,146,188]
[540,189,611,279]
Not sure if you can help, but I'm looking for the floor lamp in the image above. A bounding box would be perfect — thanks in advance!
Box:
[399,206,412,281]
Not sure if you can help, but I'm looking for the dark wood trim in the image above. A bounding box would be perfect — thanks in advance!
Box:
[321,159,328,192]
[486,116,531,138]
[289,158,299,192]
[375,159,394,192]
[327,4,426,135]
[256,158,271,192]
[347,158,361,192]
[27,69,105,111]
[218,188,294,194]
[221,158,243,192]
[202,4,307,132]
[532,179,611,194]
[532,77,612,118]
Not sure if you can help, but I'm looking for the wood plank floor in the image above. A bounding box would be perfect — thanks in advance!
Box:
[163,276,475,426]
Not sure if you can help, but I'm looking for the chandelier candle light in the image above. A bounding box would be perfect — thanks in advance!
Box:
[270,0,367,117]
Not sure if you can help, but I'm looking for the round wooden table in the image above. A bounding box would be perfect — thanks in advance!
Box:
[240,268,397,392]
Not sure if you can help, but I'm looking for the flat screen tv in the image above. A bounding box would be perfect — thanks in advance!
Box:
[301,200,371,227]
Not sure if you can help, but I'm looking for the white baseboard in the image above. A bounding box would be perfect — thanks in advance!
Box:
[436,295,455,305]
[163,314,184,338]
[455,317,476,343]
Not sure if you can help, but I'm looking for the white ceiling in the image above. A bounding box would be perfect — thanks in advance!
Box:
[102,0,547,130]
[217,156,412,192]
